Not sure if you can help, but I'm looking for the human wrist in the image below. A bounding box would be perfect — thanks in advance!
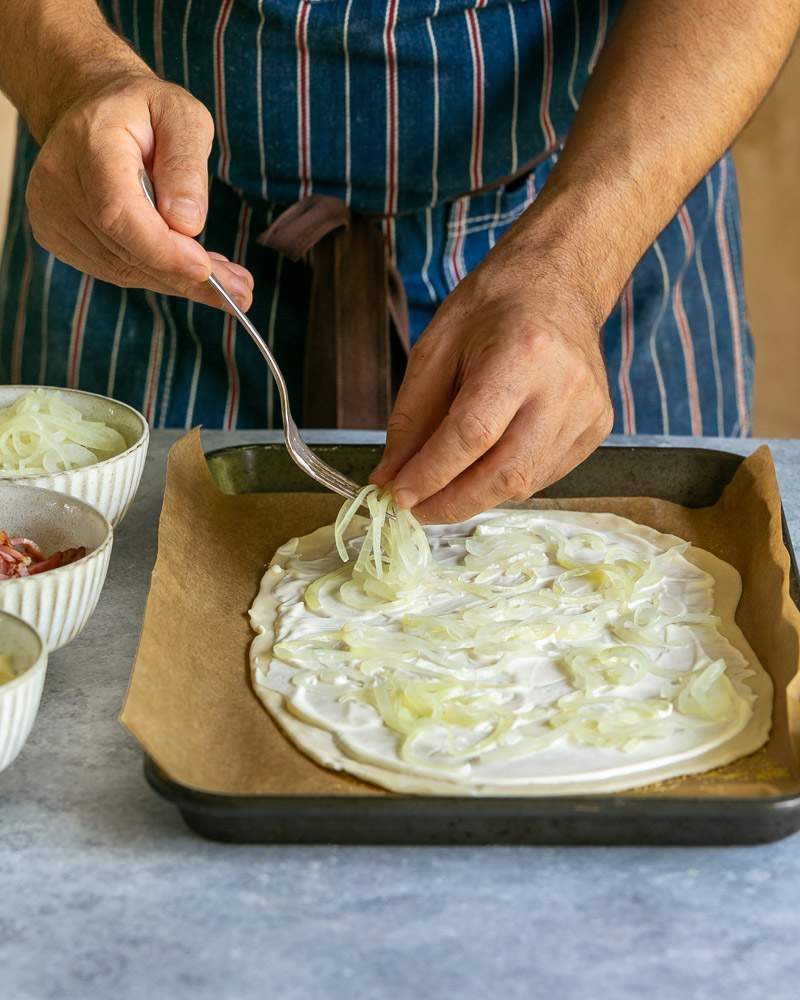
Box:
[2,1,154,144]
[27,49,154,144]
[499,161,659,330]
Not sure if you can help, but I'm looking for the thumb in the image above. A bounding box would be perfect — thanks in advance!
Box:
[149,88,214,237]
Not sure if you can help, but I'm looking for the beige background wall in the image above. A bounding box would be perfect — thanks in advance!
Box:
[0,48,798,435]
[0,95,13,240]
[733,45,800,438]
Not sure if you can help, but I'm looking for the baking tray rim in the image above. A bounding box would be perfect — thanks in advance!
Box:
[144,757,800,816]
[143,441,800,836]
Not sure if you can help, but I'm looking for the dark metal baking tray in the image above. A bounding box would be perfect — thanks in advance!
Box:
[145,444,800,845]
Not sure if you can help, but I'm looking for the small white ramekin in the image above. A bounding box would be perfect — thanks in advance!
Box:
[0,483,113,651]
[0,385,149,526]
[0,610,47,773]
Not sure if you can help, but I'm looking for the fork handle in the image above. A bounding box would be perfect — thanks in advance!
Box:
[138,169,294,432]
[207,274,294,430]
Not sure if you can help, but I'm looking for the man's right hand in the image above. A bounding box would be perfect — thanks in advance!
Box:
[25,73,253,311]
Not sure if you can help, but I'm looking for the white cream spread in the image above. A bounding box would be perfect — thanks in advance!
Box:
[249,508,772,796]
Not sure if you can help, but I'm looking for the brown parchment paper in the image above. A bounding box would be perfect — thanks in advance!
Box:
[121,430,800,798]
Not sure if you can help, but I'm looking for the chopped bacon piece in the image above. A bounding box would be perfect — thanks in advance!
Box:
[0,532,86,579]
[10,537,46,562]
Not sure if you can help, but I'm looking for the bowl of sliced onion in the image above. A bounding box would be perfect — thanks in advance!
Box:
[0,483,112,651]
[0,609,47,773]
[0,386,148,526]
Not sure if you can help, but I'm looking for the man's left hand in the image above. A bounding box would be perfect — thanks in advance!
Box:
[370,249,614,523]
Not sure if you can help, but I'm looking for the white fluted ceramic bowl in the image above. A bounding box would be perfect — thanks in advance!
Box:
[0,610,47,773]
[0,484,112,651]
[0,386,148,526]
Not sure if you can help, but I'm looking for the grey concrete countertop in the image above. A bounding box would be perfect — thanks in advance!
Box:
[2,431,800,1000]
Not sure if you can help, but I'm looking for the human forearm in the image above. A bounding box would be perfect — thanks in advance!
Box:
[0,0,151,143]
[0,0,253,311]
[507,0,800,324]
[376,0,800,522]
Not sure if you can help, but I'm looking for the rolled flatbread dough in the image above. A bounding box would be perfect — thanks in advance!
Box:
[249,510,772,796]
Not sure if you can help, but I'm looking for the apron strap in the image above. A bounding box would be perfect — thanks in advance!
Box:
[259,195,410,429]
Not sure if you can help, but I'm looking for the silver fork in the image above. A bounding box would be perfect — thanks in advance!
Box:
[139,171,362,503]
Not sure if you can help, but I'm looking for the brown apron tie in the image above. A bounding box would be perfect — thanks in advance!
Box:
[259,196,410,429]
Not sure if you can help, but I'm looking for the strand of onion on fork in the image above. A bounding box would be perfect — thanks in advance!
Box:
[0,530,86,579]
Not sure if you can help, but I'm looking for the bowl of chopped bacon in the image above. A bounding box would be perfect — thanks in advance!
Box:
[0,483,112,651]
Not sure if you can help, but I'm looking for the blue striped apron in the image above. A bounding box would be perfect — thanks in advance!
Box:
[0,0,753,434]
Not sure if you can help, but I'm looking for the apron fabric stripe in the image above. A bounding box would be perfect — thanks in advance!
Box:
[538,0,556,149]
[383,0,400,220]
[648,240,672,434]
[152,0,164,78]
[67,275,94,389]
[132,0,141,53]
[0,163,25,379]
[715,156,750,435]
[487,187,504,249]
[384,216,398,269]
[697,175,725,436]
[618,278,636,433]
[421,207,437,302]
[157,296,179,427]
[106,288,128,397]
[182,299,202,429]
[465,9,485,191]
[37,254,55,386]
[181,1,193,89]
[446,197,468,289]
[507,3,520,173]
[673,206,703,435]
[141,291,164,424]
[343,0,354,205]
[213,0,235,184]
[222,201,252,430]
[111,0,123,33]
[567,0,581,110]
[256,0,268,201]
[588,0,608,75]
[295,2,312,199]
[265,253,283,428]
[10,225,33,383]
[426,16,440,206]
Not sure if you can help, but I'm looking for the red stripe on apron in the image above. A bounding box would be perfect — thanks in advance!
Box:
[465,9,485,190]
[67,275,94,389]
[10,233,33,383]
[538,0,556,148]
[715,158,749,434]
[213,0,235,183]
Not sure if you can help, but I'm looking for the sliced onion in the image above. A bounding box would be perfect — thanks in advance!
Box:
[276,494,753,768]
[0,389,127,476]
